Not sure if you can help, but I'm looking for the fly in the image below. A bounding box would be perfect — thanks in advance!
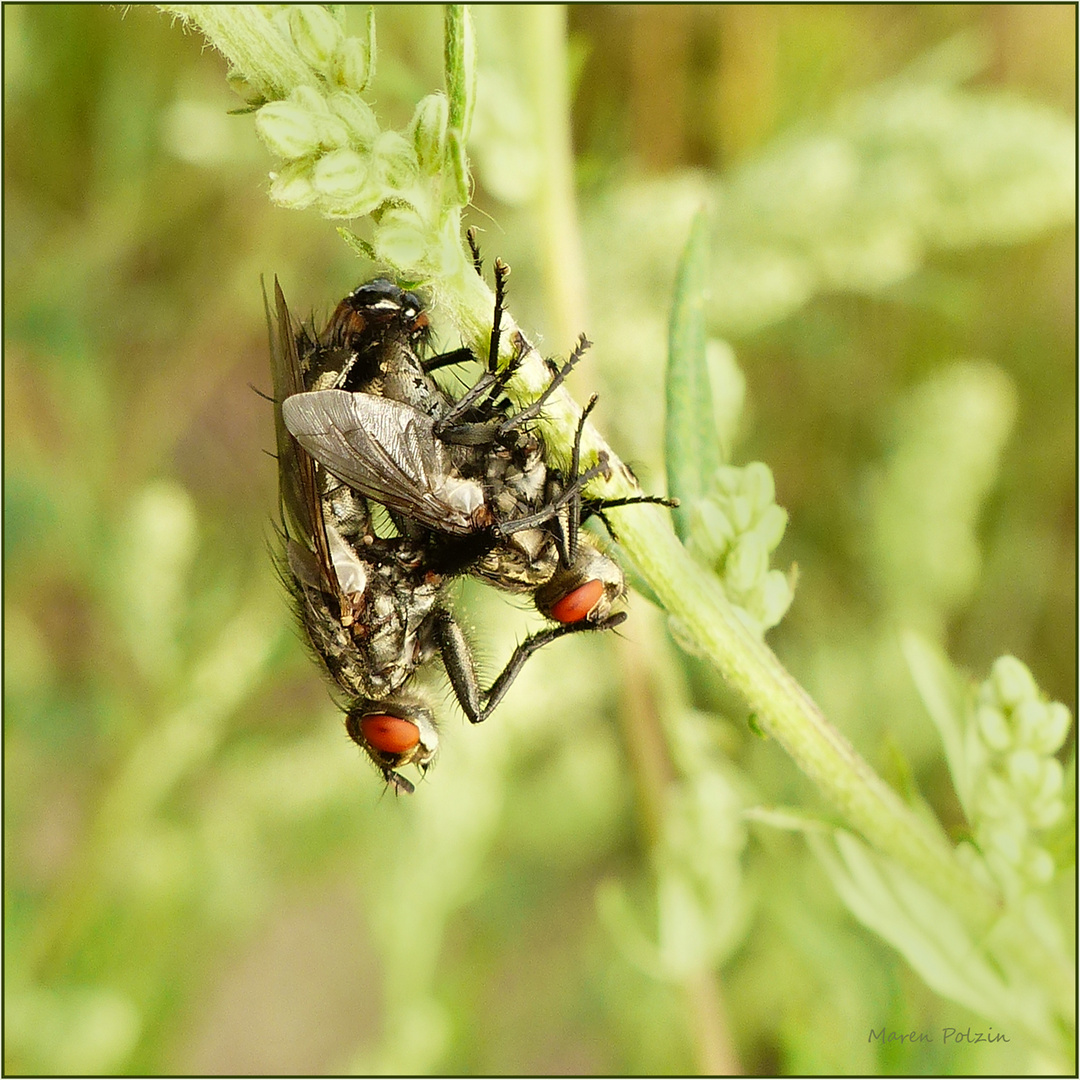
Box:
[269,277,451,793]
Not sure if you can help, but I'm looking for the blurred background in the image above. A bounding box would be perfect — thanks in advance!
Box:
[4,4,1074,1075]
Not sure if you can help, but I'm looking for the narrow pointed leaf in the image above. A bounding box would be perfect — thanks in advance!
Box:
[666,210,720,542]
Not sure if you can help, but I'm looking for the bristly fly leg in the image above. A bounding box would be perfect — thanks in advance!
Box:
[466,226,484,276]
[430,258,519,446]
[494,395,607,555]
[495,332,592,440]
[414,235,495,377]
[432,594,628,725]
[477,611,628,722]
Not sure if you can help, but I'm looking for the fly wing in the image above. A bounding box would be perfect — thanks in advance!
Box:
[282,390,483,535]
[264,277,343,602]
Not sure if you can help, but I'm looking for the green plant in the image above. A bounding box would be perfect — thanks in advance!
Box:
[7,5,1070,1073]
[160,4,1074,1067]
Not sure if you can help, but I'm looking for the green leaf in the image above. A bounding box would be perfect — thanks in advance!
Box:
[900,632,974,815]
[337,227,376,262]
[810,829,1065,1056]
[665,210,720,542]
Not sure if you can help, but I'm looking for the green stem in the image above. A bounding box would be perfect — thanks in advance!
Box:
[444,5,474,140]
[610,504,1002,928]
[425,10,1001,933]
[520,5,588,343]
[165,0,1005,940]
[163,6,313,99]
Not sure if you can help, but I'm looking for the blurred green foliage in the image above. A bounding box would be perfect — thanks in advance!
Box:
[4,4,1074,1075]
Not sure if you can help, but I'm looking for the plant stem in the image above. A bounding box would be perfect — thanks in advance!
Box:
[424,7,1002,933]
[165,0,1004,940]
[519,5,588,343]
[164,6,312,98]
[609,503,1003,929]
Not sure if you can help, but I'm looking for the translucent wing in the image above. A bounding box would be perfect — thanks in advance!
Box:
[282,390,485,535]
[264,277,344,606]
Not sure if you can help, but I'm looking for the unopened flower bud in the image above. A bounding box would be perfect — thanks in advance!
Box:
[729,494,753,534]
[312,148,369,199]
[291,84,330,116]
[256,100,320,160]
[713,465,741,497]
[269,161,316,209]
[333,35,372,91]
[742,462,775,513]
[1012,698,1048,747]
[289,6,343,75]
[976,703,1012,752]
[991,655,1037,710]
[373,130,419,191]
[1033,701,1072,756]
[752,503,788,552]
[310,118,346,154]
[374,207,429,268]
[328,91,379,149]
[411,93,449,175]
[1033,756,1064,806]
[689,499,734,567]
[727,536,767,594]
[1006,748,1042,796]
[759,569,794,628]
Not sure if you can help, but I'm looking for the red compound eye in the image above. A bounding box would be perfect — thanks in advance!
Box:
[549,579,604,624]
[360,715,421,756]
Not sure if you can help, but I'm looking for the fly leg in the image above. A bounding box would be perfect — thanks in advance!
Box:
[477,612,628,722]
[495,396,607,549]
[430,602,627,725]
[431,258,519,445]
[495,333,592,439]
[422,345,475,374]
[493,456,609,538]
[422,239,504,379]
[466,226,484,276]
[559,394,599,567]
[431,606,484,723]
[429,258,590,451]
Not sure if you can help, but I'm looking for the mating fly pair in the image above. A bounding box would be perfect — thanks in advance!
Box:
[270,257,668,792]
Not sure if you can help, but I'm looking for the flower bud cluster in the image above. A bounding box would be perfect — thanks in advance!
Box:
[283,6,372,94]
[256,82,420,220]
[251,7,468,273]
[964,655,1071,894]
[687,462,793,634]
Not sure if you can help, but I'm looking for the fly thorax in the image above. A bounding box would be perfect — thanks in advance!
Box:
[308,345,354,390]
[323,481,371,538]
[382,341,450,416]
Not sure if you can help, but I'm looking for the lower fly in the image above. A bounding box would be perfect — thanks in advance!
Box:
[268,277,453,793]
